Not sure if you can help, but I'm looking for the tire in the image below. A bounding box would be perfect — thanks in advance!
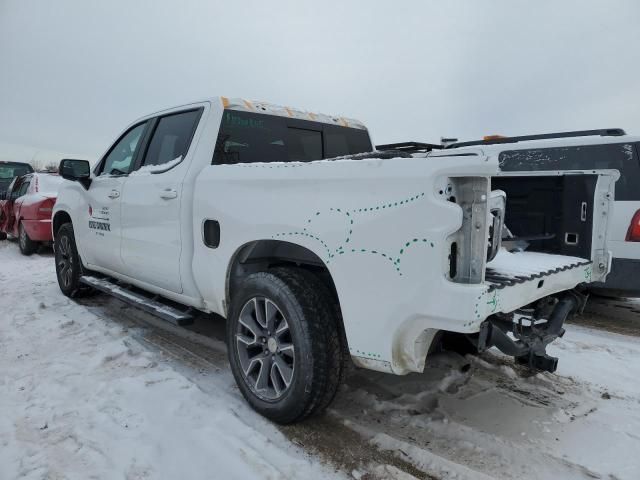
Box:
[227,267,343,424]
[0,231,6,241]
[18,222,38,255]
[54,223,89,297]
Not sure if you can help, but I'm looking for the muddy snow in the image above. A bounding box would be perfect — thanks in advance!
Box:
[1,242,640,480]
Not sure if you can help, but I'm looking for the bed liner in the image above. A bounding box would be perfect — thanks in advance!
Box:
[485,250,592,292]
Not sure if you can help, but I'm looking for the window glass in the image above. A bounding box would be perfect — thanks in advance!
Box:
[214,111,287,164]
[16,180,30,198]
[325,125,373,158]
[213,110,372,164]
[142,110,201,168]
[0,163,33,179]
[287,128,322,161]
[101,123,147,176]
[499,143,640,200]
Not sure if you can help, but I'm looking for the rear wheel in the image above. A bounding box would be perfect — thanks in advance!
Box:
[19,222,38,255]
[227,267,343,424]
[54,223,89,297]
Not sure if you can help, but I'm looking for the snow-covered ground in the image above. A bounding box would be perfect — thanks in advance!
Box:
[2,241,640,480]
[0,243,343,480]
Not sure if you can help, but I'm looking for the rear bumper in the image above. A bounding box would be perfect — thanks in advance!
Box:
[22,219,53,242]
[589,257,640,298]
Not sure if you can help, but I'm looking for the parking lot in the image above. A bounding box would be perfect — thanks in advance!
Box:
[2,242,639,480]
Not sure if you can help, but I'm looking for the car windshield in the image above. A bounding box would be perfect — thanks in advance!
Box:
[0,163,33,179]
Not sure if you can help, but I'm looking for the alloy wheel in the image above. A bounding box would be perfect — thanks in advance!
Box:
[56,235,74,288]
[235,297,295,401]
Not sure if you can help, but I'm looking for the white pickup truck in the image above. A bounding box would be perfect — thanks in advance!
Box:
[53,97,617,423]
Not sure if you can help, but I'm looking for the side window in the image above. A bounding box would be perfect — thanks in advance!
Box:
[8,179,22,199]
[141,110,201,168]
[100,122,147,176]
[16,180,30,198]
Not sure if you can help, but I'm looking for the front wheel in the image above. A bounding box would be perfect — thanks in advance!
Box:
[54,223,87,297]
[227,267,343,424]
[19,222,38,255]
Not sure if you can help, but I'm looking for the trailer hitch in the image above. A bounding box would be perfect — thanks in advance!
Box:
[473,291,585,373]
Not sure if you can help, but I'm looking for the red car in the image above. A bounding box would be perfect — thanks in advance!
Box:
[0,172,63,255]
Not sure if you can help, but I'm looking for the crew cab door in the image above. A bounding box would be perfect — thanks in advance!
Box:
[119,108,202,294]
[81,121,149,273]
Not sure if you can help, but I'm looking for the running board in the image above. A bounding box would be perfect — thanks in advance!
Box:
[80,275,194,326]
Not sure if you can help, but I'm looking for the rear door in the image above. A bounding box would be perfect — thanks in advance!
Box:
[119,108,202,293]
[81,121,149,273]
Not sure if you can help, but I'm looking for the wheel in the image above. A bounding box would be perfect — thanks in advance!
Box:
[227,267,343,424]
[19,222,38,255]
[0,231,6,241]
[54,223,89,297]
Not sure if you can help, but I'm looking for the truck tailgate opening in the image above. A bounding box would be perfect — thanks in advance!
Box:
[483,249,592,315]
[485,250,591,291]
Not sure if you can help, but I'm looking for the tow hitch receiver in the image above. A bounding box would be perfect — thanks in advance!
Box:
[474,292,585,373]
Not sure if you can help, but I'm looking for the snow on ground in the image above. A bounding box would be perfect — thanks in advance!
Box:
[0,242,344,480]
[2,241,640,480]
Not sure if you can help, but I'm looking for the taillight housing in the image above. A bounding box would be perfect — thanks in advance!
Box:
[626,209,640,242]
[37,198,56,219]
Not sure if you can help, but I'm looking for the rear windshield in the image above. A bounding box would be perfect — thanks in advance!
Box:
[0,162,34,180]
[213,110,372,164]
[498,143,640,201]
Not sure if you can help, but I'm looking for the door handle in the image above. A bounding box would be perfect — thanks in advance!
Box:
[160,188,178,200]
[108,190,120,199]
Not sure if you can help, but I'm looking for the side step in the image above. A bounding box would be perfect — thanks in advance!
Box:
[80,275,194,326]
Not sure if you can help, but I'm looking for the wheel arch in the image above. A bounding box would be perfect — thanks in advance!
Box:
[52,211,72,239]
[225,239,346,344]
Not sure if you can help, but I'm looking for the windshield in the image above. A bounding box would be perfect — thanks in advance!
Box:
[0,162,34,180]
[213,110,372,164]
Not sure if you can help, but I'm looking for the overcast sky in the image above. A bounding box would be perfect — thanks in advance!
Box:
[1,0,639,165]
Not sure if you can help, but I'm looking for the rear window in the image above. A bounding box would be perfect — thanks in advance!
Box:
[0,162,33,179]
[499,143,640,200]
[213,110,372,164]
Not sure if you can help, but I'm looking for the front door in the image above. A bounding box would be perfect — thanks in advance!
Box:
[81,121,148,273]
[120,108,202,294]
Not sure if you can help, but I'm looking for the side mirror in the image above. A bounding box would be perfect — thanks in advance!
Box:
[59,159,92,188]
